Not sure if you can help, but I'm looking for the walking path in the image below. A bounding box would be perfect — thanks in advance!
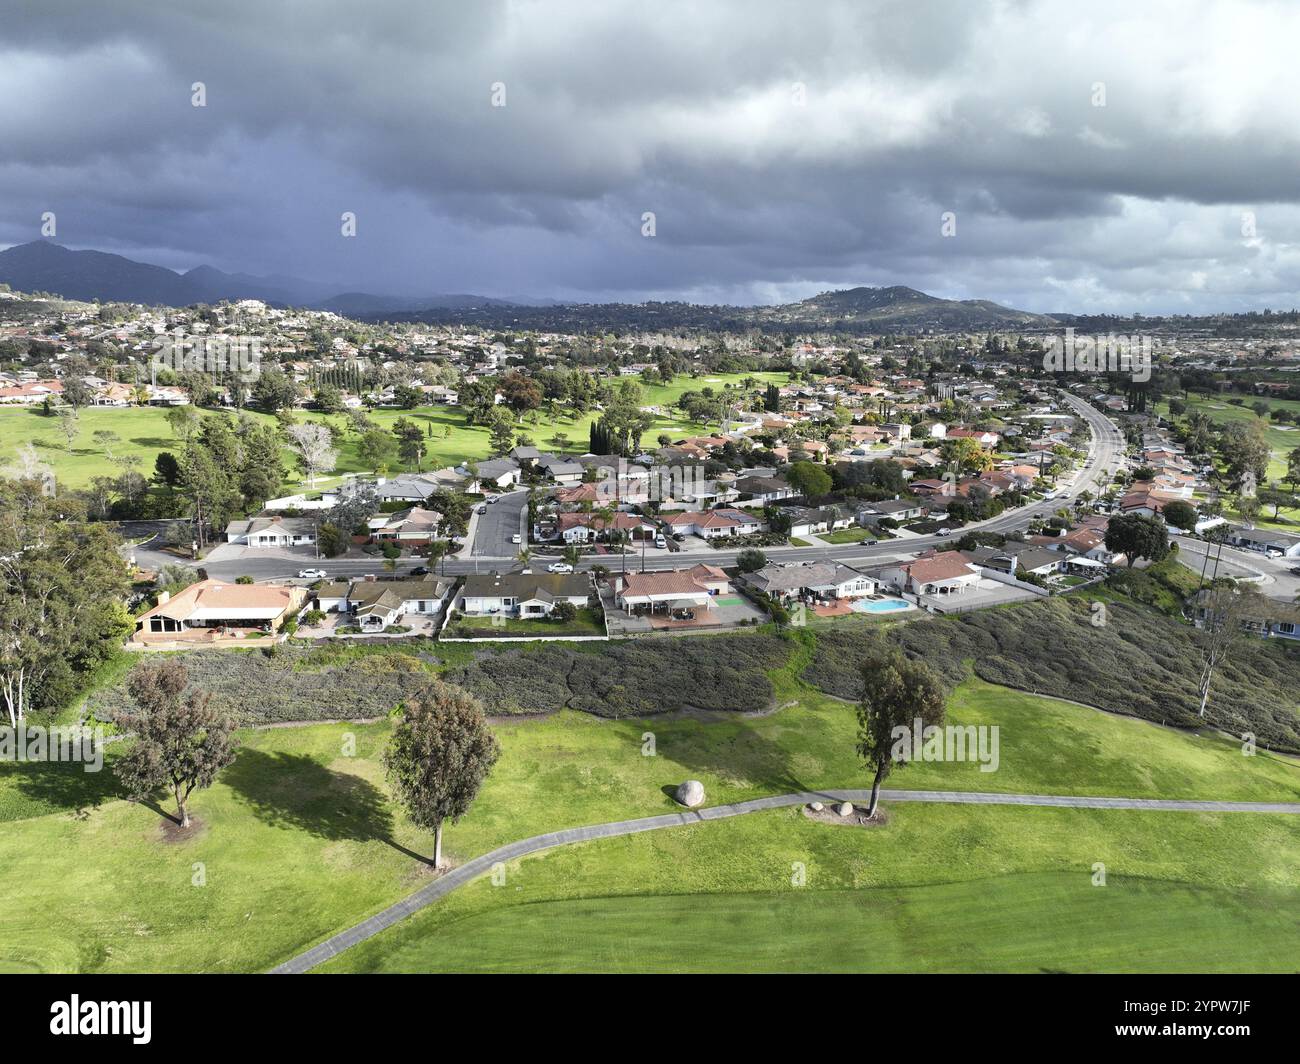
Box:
[270,785,1300,974]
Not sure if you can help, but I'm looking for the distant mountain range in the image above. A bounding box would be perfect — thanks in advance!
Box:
[0,240,1056,333]
[0,241,542,314]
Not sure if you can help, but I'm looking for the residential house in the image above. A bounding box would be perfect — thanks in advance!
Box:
[878,554,981,597]
[225,515,318,548]
[368,506,442,543]
[615,565,731,614]
[733,475,795,503]
[1224,527,1300,558]
[741,561,875,603]
[132,580,307,643]
[346,575,451,631]
[663,508,764,540]
[457,571,592,617]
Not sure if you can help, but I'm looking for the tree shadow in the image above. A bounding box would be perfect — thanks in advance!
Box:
[648,713,813,797]
[8,759,124,816]
[222,748,430,863]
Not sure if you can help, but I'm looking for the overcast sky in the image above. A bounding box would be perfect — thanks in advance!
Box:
[4,0,1300,313]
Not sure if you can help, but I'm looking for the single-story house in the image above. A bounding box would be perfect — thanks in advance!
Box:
[345,575,451,630]
[857,499,925,524]
[458,571,592,618]
[1224,527,1300,558]
[462,457,521,491]
[133,580,307,643]
[1013,546,1065,577]
[663,508,764,540]
[734,475,795,503]
[225,515,317,548]
[615,565,730,613]
[878,553,981,596]
[741,561,875,603]
[368,506,442,542]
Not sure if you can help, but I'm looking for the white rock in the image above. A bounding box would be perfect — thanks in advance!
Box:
[675,780,706,808]
[836,801,855,817]
[809,801,824,812]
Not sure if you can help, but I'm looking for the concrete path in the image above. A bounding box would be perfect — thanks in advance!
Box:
[270,785,1300,974]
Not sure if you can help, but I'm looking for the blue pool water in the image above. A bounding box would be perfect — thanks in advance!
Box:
[850,598,912,613]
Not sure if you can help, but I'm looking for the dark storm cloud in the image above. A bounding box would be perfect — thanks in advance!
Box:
[3,0,1300,312]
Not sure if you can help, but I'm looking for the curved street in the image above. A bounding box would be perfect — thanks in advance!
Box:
[175,392,1125,583]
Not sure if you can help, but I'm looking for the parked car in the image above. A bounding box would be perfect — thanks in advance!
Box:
[477,505,487,514]
[547,562,574,574]
[487,495,498,504]
[511,533,522,544]
[654,534,667,548]
[935,528,952,537]
[297,568,326,579]
[410,566,430,576]
[1288,566,1300,576]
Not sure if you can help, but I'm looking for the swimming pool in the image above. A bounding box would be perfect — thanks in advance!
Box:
[850,598,913,614]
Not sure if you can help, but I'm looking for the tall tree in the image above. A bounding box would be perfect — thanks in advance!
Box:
[284,422,337,489]
[1104,513,1169,568]
[0,481,131,725]
[383,681,500,868]
[115,660,237,828]
[856,643,946,818]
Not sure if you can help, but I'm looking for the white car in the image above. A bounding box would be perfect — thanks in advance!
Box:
[935,528,952,538]
[297,568,327,579]
[511,533,522,544]
[486,495,498,504]
[547,562,574,574]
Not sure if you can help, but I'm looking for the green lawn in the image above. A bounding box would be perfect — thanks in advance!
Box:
[0,371,791,492]
[322,862,1300,974]
[3,654,1298,973]
[820,526,880,544]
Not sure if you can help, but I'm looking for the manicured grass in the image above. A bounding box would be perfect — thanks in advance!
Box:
[1163,395,1298,484]
[321,805,1300,974]
[320,872,1300,974]
[820,526,880,544]
[0,371,791,492]
[2,652,1298,972]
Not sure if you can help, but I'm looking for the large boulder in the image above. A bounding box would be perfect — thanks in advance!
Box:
[675,780,706,808]
[809,801,824,812]
[836,801,855,817]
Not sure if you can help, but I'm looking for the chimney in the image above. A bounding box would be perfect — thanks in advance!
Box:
[158,590,170,604]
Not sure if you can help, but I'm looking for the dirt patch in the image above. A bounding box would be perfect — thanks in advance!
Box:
[403,856,458,884]
[801,803,890,829]
[156,815,207,844]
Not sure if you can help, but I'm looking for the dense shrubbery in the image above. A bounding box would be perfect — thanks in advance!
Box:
[804,597,1300,751]
[88,645,440,725]
[446,634,790,717]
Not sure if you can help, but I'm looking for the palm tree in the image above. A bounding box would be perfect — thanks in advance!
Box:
[515,547,532,569]
[562,545,582,568]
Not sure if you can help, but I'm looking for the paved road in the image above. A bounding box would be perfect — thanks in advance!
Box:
[1174,534,1300,601]
[470,489,529,558]
[197,393,1123,583]
[271,782,1300,974]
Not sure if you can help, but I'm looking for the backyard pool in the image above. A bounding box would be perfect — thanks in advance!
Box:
[850,597,914,614]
